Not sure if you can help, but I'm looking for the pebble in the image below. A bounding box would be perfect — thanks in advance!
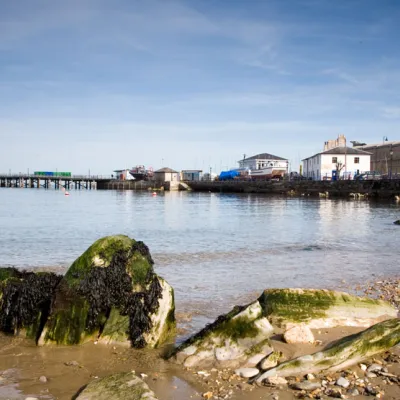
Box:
[366,372,377,378]
[367,364,382,373]
[64,361,79,366]
[25,398,39,400]
[360,363,367,371]
[365,385,378,396]
[291,381,322,391]
[39,375,47,383]
[260,352,281,371]
[265,376,288,386]
[336,377,350,388]
[234,368,259,378]
[347,387,359,396]
[306,373,316,380]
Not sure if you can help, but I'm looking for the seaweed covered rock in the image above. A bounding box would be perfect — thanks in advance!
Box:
[258,288,397,329]
[39,235,175,348]
[256,318,400,382]
[394,220,400,225]
[0,267,62,341]
[170,300,274,369]
[75,371,158,400]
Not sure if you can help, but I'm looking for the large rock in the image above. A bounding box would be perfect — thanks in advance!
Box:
[170,300,274,369]
[170,288,397,369]
[39,235,175,348]
[75,372,158,400]
[256,318,400,382]
[258,288,397,329]
[0,267,61,341]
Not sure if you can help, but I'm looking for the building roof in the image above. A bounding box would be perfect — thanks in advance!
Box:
[154,167,178,173]
[302,146,371,161]
[113,169,129,173]
[181,169,203,173]
[241,153,287,161]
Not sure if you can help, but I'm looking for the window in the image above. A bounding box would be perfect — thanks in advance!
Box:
[332,157,338,163]
[354,157,360,164]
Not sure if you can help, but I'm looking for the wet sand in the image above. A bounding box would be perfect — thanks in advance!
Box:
[1,325,399,400]
[1,275,400,399]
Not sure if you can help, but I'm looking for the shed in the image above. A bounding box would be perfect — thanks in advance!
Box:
[154,167,180,183]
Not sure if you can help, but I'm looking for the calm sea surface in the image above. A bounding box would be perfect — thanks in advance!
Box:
[0,188,399,331]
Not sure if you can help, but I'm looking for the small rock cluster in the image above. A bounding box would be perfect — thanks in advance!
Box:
[193,351,400,400]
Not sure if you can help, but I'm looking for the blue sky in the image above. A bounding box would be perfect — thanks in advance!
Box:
[1,0,399,175]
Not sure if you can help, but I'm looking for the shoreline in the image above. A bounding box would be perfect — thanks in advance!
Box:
[1,275,399,399]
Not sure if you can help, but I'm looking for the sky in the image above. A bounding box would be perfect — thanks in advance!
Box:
[0,0,399,175]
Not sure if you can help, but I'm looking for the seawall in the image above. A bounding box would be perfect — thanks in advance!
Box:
[187,179,400,199]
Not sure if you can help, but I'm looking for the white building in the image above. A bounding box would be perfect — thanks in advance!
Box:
[154,167,180,183]
[302,147,371,180]
[238,153,288,171]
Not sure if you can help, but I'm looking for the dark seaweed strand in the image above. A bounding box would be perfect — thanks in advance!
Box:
[131,241,154,265]
[0,268,62,334]
[76,243,163,348]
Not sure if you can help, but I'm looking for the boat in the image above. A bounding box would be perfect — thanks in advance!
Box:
[129,165,154,181]
[249,160,288,180]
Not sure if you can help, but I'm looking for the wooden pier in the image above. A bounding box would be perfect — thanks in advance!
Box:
[0,174,111,190]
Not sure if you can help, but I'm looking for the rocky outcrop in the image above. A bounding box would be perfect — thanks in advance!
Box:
[256,318,400,382]
[259,288,397,329]
[75,372,158,400]
[170,288,397,370]
[38,235,175,348]
[0,267,61,340]
[170,300,274,369]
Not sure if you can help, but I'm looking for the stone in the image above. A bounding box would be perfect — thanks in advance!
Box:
[283,324,315,344]
[366,372,377,378]
[258,288,397,329]
[360,363,367,371]
[291,381,322,391]
[265,376,287,386]
[260,351,282,371]
[75,372,158,400]
[336,377,350,388]
[170,300,274,368]
[39,375,47,383]
[65,360,79,366]
[394,220,400,225]
[245,353,267,367]
[256,319,400,382]
[0,267,61,340]
[347,387,359,396]
[25,398,39,400]
[38,236,175,348]
[306,373,316,380]
[367,363,382,373]
[235,368,260,378]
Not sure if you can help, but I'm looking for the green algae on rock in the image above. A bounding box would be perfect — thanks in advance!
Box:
[259,288,397,328]
[75,372,158,400]
[170,300,274,369]
[0,267,62,341]
[256,318,400,382]
[39,235,175,348]
[171,288,397,370]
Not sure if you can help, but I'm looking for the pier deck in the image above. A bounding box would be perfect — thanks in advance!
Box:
[0,174,111,190]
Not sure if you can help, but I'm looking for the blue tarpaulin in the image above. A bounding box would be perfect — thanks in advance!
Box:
[219,170,240,180]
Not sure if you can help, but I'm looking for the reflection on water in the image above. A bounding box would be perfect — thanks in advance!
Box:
[0,189,399,331]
